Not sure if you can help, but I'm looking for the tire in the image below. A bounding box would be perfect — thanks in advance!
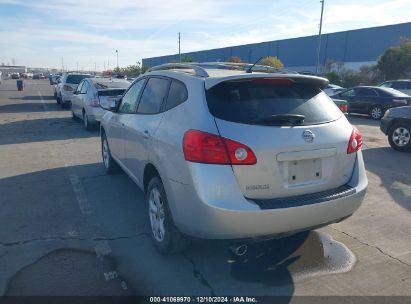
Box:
[370,105,383,120]
[146,176,189,254]
[388,123,411,152]
[71,110,77,120]
[83,111,93,130]
[101,133,120,174]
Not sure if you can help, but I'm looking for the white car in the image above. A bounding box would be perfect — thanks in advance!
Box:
[55,73,91,107]
[71,78,130,130]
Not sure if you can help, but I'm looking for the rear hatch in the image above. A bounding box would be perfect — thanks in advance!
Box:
[205,75,357,199]
[98,89,126,108]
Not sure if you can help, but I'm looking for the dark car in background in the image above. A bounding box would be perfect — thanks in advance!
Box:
[331,98,348,113]
[380,106,411,152]
[380,80,411,96]
[331,86,411,119]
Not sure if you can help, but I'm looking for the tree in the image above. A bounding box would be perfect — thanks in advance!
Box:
[103,61,149,76]
[326,71,341,86]
[378,37,411,80]
[340,69,361,88]
[181,55,194,62]
[229,56,243,63]
[358,65,382,85]
[260,56,284,69]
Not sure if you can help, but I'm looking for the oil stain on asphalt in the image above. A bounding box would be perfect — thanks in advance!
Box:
[228,231,355,285]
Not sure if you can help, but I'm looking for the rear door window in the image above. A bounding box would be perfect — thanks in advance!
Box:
[76,81,84,93]
[80,81,89,94]
[165,80,188,110]
[356,88,378,97]
[206,79,342,126]
[118,79,145,114]
[137,77,170,114]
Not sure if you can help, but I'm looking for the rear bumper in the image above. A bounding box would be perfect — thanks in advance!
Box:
[61,91,74,103]
[167,151,367,239]
[86,107,105,123]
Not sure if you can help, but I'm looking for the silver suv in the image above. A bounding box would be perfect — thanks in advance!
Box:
[100,63,368,253]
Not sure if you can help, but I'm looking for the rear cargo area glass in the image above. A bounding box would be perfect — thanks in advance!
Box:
[206,80,342,126]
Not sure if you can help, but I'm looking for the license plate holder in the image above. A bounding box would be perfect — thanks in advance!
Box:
[288,158,322,184]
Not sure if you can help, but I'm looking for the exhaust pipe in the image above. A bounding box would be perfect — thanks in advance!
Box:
[230,244,248,256]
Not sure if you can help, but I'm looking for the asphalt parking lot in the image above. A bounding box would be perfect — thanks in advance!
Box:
[0,79,410,301]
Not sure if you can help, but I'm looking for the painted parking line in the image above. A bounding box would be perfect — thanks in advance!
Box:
[37,90,128,291]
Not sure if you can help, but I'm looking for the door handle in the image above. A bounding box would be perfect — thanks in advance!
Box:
[143,130,150,139]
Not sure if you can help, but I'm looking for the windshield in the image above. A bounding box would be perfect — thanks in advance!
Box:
[206,79,342,126]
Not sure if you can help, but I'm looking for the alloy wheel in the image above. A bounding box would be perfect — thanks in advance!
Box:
[149,187,166,242]
[102,138,110,169]
[371,107,382,119]
[392,127,410,147]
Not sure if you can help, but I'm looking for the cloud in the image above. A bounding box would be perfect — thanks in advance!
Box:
[0,0,410,69]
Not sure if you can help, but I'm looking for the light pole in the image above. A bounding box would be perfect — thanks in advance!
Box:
[116,50,119,70]
[178,32,181,63]
[315,0,325,75]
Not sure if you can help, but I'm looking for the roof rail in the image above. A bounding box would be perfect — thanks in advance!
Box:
[147,63,209,77]
[198,62,299,74]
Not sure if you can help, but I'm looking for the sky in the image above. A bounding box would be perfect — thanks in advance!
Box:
[0,0,410,71]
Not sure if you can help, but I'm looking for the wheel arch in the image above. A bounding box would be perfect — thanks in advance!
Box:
[388,118,411,132]
[143,163,161,194]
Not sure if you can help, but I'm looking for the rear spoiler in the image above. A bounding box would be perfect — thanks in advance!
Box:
[204,73,329,90]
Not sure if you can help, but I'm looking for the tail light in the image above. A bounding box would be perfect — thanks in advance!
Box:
[63,85,73,92]
[340,104,348,113]
[347,127,363,154]
[90,93,100,107]
[183,130,257,165]
[393,99,408,105]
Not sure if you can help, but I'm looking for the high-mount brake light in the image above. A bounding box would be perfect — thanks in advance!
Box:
[252,78,294,85]
[183,130,257,165]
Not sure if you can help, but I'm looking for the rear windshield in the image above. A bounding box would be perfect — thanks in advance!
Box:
[378,87,409,97]
[206,79,342,126]
[93,81,130,89]
[66,75,91,84]
[98,89,126,97]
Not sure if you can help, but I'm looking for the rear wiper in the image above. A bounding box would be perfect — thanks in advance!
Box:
[252,114,305,125]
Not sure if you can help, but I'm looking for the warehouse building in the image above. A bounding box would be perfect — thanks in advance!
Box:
[142,22,411,73]
[0,65,27,75]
